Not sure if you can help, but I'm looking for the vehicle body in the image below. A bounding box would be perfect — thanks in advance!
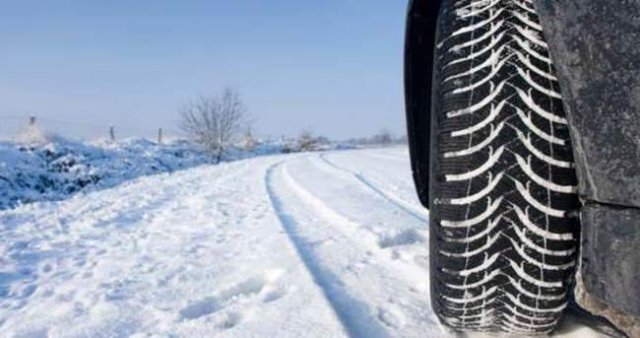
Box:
[405,0,640,336]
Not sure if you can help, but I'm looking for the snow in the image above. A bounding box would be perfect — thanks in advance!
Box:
[0,147,619,337]
[0,134,207,211]
[0,131,343,211]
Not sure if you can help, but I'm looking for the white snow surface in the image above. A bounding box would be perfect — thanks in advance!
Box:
[0,148,617,337]
[0,132,324,211]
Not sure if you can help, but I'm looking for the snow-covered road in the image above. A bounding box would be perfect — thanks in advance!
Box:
[0,148,617,337]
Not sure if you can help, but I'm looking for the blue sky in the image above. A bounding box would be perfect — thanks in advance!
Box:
[0,1,408,140]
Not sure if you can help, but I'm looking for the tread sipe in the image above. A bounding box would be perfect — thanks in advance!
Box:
[429,0,581,334]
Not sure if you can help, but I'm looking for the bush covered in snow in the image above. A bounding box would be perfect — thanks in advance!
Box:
[0,129,352,210]
[0,134,212,210]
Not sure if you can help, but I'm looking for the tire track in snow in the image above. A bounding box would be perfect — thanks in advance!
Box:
[280,158,406,249]
[265,160,387,338]
[317,154,429,223]
[292,155,428,251]
[267,158,443,337]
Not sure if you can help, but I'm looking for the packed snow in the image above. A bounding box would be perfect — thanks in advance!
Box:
[0,147,622,337]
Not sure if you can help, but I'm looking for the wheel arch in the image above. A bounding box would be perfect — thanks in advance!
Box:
[404,0,441,207]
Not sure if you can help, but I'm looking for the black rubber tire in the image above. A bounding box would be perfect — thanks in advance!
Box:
[429,0,581,334]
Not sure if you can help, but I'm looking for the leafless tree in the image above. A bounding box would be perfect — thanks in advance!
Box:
[179,88,246,161]
[297,130,318,152]
[373,129,393,146]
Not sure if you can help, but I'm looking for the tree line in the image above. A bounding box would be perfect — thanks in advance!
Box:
[179,87,406,161]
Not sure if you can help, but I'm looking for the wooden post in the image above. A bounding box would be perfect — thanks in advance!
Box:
[158,128,163,144]
[109,126,115,141]
[29,116,36,126]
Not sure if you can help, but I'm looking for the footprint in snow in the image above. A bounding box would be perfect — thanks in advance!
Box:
[216,311,243,329]
[34,260,57,282]
[377,305,406,329]
[179,269,287,322]
[378,229,426,249]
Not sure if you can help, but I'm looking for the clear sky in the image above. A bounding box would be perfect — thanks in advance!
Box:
[0,1,408,140]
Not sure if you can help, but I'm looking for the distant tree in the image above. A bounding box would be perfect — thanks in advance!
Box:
[297,130,318,152]
[179,88,246,162]
[277,135,294,153]
[373,129,393,146]
[315,135,331,145]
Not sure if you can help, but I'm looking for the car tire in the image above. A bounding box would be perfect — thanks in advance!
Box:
[429,0,581,334]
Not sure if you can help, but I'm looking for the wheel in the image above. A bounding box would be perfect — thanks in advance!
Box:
[429,0,581,334]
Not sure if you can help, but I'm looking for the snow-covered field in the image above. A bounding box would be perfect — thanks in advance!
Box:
[0,131,322,211]
[0,148,620,337]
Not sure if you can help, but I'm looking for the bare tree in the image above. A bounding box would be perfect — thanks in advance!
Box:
[373,129,393,146]
[180,88,246,161]
[297,130,318,152]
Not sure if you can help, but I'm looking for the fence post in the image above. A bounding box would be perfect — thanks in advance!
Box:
[109,126,115,141]
[158,128,163,144]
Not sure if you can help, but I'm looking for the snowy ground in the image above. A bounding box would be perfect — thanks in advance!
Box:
[0,148,620,337]
[0,130,333,210]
